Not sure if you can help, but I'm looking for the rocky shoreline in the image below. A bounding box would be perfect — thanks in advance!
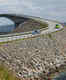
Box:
[0,27,66,80]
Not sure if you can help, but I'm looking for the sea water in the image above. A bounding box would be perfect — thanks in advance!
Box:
[54,72,66,80]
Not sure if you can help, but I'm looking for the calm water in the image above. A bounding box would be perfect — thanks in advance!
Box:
[0,0,66,22]
[54,72,66,80]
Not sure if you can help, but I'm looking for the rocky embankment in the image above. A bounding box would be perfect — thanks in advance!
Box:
[13,19,48,33]
[0,27,66,80]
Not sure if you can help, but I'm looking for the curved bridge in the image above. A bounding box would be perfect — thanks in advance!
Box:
[0,14,63,43]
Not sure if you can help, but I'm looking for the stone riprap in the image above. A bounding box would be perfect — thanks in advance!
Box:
[0,27,66,80]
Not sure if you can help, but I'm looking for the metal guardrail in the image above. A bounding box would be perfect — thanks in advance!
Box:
[0,27,48,38]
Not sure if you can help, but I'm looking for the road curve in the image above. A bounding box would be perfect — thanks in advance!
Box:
[0,18,63,43]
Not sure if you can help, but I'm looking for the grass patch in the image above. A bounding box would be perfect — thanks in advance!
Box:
[0,64,21,80]
[48,34,52,39]
[0,33,54,45]
[0,41,12,45]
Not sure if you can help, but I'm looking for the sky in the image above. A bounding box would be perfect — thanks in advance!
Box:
[0,0,66,22]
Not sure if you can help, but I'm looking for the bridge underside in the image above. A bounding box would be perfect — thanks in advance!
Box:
[0,14,30,27]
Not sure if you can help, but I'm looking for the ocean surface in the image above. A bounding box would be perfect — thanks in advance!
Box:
[0,0,66,22]
[54,72,66,80]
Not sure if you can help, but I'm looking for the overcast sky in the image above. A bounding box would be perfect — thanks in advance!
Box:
[0,0,66,22]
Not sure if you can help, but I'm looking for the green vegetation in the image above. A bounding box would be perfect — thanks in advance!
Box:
[0,64,21,80]
[0,41,12,45]
[55,24,60,29]
[0,33,53,45]
[48,34,52,39]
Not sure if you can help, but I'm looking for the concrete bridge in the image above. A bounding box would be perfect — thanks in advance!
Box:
[0,14,63,43]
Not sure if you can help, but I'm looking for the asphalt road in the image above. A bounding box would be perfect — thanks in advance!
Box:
[0,19,63,43]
